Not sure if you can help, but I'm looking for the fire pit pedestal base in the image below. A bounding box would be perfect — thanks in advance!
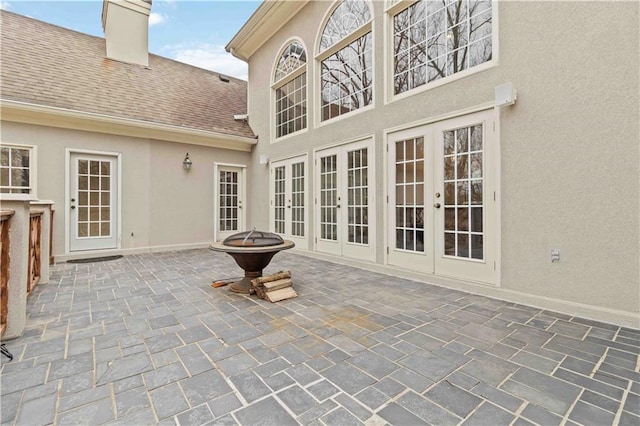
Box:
[210,239,295,295]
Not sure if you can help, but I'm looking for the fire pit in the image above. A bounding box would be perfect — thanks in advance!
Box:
[209,229,294,294]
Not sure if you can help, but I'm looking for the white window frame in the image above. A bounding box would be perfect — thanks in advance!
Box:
[271,38,309,143]
[385,0,499,105]
[212,162,247,242]
[269,153,310,249]
[382,105,501,286]
[312,134,376,262]
[64,148,122,254]
[315,0,375,128]
[0,143,37,200]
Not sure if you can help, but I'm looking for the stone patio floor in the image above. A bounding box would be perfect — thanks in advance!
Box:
[1,249,639,426]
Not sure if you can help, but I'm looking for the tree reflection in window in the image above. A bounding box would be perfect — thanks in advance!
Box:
[393,0,492,95]
[319,0,373,121]
[274,41,307,138]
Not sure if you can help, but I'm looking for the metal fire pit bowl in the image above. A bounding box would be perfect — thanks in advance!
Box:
[210,230,294,294]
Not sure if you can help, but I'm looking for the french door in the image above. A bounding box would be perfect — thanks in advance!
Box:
[215,165,245,241]
[315,139,375,261]
[271,155,308,248]
[387,110,496,284]
[69,152,119,251]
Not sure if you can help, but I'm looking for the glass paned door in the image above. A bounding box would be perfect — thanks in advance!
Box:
[434,113,495,283]
[271,156,308,248]
[69,152,118,251]
[319,154,338,243]
[387,110,496,284]
[216,165,245,241]
[316,139,375,261]
[274,165,286,234]
[388,131,434,273]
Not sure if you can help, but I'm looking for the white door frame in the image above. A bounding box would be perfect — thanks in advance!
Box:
[269,154,309,249]
[385,109,499,285]
[213,162,247,242]
[313,137,376,262]
[65,148,122,254]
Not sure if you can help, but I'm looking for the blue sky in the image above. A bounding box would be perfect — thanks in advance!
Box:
[1,0,261,79]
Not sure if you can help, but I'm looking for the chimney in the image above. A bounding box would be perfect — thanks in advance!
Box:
[102,0,152,66]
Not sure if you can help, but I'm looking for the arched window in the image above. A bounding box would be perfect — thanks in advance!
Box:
[274,41,307,138]
[319,0,373,121]
[391,0,493,95]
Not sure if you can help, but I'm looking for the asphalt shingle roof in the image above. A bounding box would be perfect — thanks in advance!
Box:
[0,10,255,139]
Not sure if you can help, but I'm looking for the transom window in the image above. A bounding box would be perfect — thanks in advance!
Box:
[1,144,34,195]
[274,41,307,138]
[319,0,373,121]
[392,0,493,95]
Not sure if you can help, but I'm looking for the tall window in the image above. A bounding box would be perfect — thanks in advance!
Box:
[274,41,307,138]
[392,0,493,95]
[0,144,33,195]
[319,0,373,121]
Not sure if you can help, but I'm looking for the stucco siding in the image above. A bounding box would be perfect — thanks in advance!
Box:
[244,1,639,322]
[1,121,251,258]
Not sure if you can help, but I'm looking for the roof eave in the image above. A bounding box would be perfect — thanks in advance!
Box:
[226,0,309,61]
[1,99,257,152]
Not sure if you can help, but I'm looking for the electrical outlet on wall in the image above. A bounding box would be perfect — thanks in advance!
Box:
[551,249,560,263]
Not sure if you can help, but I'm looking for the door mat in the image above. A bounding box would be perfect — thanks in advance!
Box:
[67,255,123,264]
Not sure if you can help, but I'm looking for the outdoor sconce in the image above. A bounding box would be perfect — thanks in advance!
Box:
[259,154,269,165]
[183,153,192,171]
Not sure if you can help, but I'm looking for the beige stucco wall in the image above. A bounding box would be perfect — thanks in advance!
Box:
[244,1,639,322]
[1,121,251,258]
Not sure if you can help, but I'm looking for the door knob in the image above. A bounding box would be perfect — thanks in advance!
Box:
[435,192,441,198]
[434,203,441,208]
[71,205,76,209]
[336,204,341,209]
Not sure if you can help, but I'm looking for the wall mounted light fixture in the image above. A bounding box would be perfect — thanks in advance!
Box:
[183,153,192,171]
[259,154,269,165]
[495,82,517,107]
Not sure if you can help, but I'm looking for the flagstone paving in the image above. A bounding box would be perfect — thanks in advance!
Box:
[1,249,639,425]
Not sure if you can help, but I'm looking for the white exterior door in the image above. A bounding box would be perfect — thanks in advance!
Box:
[69,152,118,252]
[215,165,245,241]
[315,139,375,261]
[388,110,496,284]
[271,155,308,248]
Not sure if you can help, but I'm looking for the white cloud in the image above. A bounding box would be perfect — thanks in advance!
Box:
[0,2,11,10]
[170,44,248,80]
[148,12,166,26]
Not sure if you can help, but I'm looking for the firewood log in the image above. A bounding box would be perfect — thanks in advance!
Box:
[251,270,291,285]
[265,287,298,302]
[263,278,293,292]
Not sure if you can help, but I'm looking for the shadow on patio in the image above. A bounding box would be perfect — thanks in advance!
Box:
[1,249,639,425]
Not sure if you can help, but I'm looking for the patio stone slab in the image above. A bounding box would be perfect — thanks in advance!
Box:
[321,361,376,394]
[180,369,233,406]
[96,352,153,384]
[277,385,316,415]
[425,381,483,418]
[234,396,297,425]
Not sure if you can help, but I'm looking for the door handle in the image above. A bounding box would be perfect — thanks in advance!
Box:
[434,203,441,208]
[70,205,76,210]
[336,204,341,209]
